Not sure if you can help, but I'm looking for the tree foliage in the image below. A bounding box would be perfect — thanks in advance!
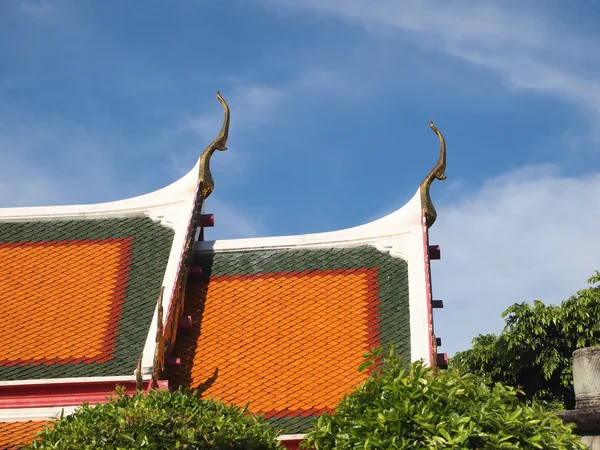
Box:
[451,271,600,409]
[27,388,283,450]
[303,346,584,449]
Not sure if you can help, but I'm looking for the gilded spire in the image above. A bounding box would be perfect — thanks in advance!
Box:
[152,287,165,382]
[198,91,230,199]
[419,121,447,229]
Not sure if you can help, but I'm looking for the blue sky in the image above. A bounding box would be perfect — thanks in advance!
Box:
[1,0,600,356]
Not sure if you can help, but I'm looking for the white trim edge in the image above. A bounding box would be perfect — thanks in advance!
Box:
[278,434,306,441]
[140,190,198,373]
[0,161,200,229]
[0,406,78,422]
[0,375,150,387]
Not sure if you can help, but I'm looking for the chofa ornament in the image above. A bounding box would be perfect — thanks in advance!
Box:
[198,91,230,200]
[420,121,447,229]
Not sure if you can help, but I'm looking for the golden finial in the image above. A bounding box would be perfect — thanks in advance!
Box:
[198,91,230,199]
[135,355,143,391]
[419,121,447,228]
[152,287,165,383]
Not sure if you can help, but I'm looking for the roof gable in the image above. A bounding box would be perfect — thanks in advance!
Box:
[0,217,173,380]
[168,246,410,433]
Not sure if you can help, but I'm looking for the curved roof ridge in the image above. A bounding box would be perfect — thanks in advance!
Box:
[0,160,199,229]
[197,188,422,254]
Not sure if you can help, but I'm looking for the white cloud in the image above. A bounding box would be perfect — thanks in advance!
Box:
[261,0,600,112]
[174,84,288,177]
[18,0,71,20]
[0,117,128,206]
[183,85,288,141]
[430,166,600,356]
[18,0,56,19]
[205,198,266,240]
[0,111,265,238]
[0,153,61,207]
[180,64,366,144]
[175,67,359,179]
[247,0,600,355]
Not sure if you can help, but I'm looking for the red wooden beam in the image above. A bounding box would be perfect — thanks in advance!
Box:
[431,299,444,309]
[178,315,193,332]
[156,380,169,390]
[280,439,303,450]
[0,380,147,409]
[436,353,448,369]
[189,266,203,277]
[428,245,441,260]
[200,214,214,227]
[422,216,435,367]
[166,358,181,367]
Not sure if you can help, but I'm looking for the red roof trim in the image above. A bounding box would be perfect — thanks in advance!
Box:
[0,380,147,409]
[422,210,435,366]
[262,407,335,418]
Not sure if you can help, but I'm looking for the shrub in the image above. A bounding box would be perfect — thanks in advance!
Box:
[27,388,283,450]
[451,271,600,409]
[304,347,584,449]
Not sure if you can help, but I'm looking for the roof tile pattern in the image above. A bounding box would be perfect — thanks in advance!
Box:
[0,217,174,380]
[169,246,410,433]
[0,238,131,365]
[0,421,51,449]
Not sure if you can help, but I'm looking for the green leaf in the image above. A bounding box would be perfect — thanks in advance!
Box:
[25,388,284,450]
[304,344,586,450]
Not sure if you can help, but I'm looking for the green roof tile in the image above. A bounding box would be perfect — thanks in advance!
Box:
[171,246,411,434]
[0,217,174,380]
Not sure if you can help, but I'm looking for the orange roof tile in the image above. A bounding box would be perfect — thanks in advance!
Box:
[169,246,411,433]
[0,239,130,365]
[0,217,174,380]
[0,421,51,449]
[171,269,378,413]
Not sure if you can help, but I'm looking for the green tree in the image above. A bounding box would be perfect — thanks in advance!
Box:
[451,271,600,409]
[304,346,584,449]
[27,388,283,450]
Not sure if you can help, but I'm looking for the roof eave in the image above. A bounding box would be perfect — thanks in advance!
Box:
[0,160,200,229]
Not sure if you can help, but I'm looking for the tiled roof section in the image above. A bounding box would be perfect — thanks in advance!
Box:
[0,421,51,449]
[169,246,410,433]
[0,217,174,380]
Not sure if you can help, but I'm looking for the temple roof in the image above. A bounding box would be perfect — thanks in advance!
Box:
[162,119,447,435]
[0,154,208,385]
[0,94,445,446]
[0,92,230,391]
